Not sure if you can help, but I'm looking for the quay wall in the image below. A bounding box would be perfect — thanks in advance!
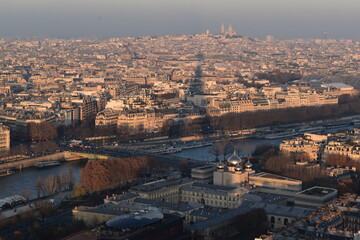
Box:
[0,151,88,170]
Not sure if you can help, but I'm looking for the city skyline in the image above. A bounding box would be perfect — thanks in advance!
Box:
[2,2,360,238]
[1,0,360,39]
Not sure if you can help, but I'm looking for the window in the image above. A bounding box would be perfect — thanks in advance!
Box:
[284,218,289,225]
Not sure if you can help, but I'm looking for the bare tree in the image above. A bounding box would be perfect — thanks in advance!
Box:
[209,144,221,161]
[42,175,60,195]
[10,145,29,156]
[36,176,44,198]
[209,140,233,161]
[325,154,348,167]
[21,189,32,201]
[294,152,311,162]
[223,141,234,160]
[80,156,165,192]
[36,200,54,220]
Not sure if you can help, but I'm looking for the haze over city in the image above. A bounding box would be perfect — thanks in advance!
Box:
[1,0,360,39]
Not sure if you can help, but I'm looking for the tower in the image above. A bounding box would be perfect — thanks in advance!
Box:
[228,24,233,33]
[322,32,328,40]
[226,24,236,37]
[266,35,274,42]
[221,24,225,35]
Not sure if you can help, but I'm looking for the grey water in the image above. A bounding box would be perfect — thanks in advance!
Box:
[0,161,86,200]
[0,125,353,200]
[170,138,282,161]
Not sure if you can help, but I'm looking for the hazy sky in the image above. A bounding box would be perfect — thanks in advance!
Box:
[1,0,360,39]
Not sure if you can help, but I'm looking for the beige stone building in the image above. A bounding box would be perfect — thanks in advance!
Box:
[213,151,303,198]
[213,151,255,187]
[294,186,337,209]
[129,178,194,203]
[280,134,328,160]
[206,90,338,116]
[124,177,250,209]
[116,110,177,132]
[117,111,157,130]
[0,124,10,151]
[216,100,255,115]
[249,172,303,196]
[180,183,248,209]
[0,110,56,136]
[95,109,120,126]
[191,165,217,184]
[323,141,360,161]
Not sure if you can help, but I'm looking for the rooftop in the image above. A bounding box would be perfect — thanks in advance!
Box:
[185,203,252,231]
[249,202,312,218]
[74,203,125,216]
[131,178,193,192]
[297,186,336,197]
[192,165,216,171]
[251,192,288,204]
[252,172,302,182]
[134,198,202,212]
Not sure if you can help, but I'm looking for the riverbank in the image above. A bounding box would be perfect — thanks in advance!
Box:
[0,151,87,171]
[112,114,360,157]
[0,161,85,200]
[1,114,359,202]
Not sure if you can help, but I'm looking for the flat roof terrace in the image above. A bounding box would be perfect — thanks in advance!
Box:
[192,165,216,171]
[252,172,301,182]
[298,186,336,197]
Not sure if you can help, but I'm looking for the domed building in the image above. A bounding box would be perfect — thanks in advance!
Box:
[216,161,225,171]
[227,150,242,166]
[234,163,242,173]
[244,160,253,172]
[213,152,255,187]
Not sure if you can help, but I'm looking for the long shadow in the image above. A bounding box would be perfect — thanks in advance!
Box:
[188,52,205,94]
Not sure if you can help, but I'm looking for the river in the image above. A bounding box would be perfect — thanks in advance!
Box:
[0,138,279,200]
[0,161,86,200]
[0,125,354,200]
[170,138,282,161]
[169,125,356,161]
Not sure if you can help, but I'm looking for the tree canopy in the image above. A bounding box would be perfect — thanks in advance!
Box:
[80,157,162,192]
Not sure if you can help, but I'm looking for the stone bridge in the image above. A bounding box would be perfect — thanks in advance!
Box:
[0,150,210,171]
[0,151,96,170]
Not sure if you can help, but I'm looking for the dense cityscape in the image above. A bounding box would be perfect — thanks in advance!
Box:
[1,21,360,240]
